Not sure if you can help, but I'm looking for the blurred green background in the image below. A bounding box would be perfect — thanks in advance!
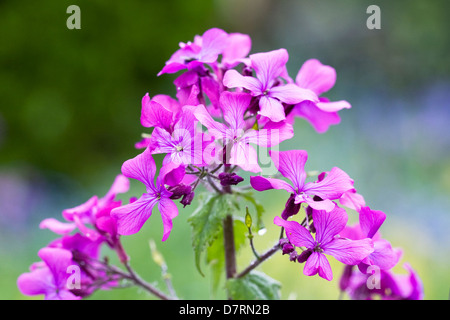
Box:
[1,0,449,300]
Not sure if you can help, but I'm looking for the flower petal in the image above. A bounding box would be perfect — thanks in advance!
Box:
[258,96,286,122]
[359,206,386,239]
[303,167,354,200]
[274,216,315,248]
[223,69,263,94]
[250,176,294,193]
[295,59,336,96]
[111,193,158,236]
[121,148,157,192]
[312,206,348,245]
[269,84,318,105]
[250,48,289,89]
[158,197,179,241]
[269,149,308,191]
[287,100,341,133]
[322,238,374,265]
[39,218,76,235]
[303,252,333,281]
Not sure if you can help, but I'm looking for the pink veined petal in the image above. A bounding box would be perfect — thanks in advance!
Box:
[303,167,354,200]
[322,238,374,266]
[295,59,336,96]
[269,149,308,191]
[222,33,252,67]
[339,189,366,211]
[111,193,158,236]
[273,216,315,248]
[312,206,348,245]
[140,95,174,131]
[229,142,261,173]
[223,69,263,95]
[258,96,286,122]
[17,267,54,297]
[303,252,333,281]
[243,121,294,147]
[250,176,295,193]
[189,104,227,139]
[157,161,186,187]
[46,290,81,300]
[287,100,341,134]
[269,84,318,105]
[220,91,252,131]
[316,99,351,112]
[158,62,188,76]
[250,48,289,90]
[62,195,97,222]
[361,239,400,271]
[198,28,228,63]
[359,206,386,239]
[157,197,179,242]
[151,94,181,116]
[39,218,76,235]
[302,196,336,212]
[148,127,176,155]
[38,247,73,288]
[121,148,157,192]
[339,223,364,241]
[201,76,222,109]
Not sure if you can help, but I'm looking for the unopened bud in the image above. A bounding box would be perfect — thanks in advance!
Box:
[281,194,301,220]
[297,249,312,263]
[289,251,298,262]
[218,172,244,187]
[180,191,195,207]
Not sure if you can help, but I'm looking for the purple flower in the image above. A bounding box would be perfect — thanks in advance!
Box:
[147,106,207,167]
[274,206,374,281]
[17,247,81,300]
[250,150,354,211]
[158,28,229,76]
[111,148,184,241]
[340,206,402,272]
[287,59,351,133]
[223,49,318,122]
[191,91,294,172]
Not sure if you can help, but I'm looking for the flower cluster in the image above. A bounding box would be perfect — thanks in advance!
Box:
[17,28,423,300]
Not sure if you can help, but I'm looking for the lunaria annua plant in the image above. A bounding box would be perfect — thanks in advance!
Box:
[17,28,424,300]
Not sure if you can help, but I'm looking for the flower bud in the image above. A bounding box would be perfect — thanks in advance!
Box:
[281,194,301,220]
[289,251,298,262]
[297,249,312,263]
[180,191,195,207]
[218,172,244,187]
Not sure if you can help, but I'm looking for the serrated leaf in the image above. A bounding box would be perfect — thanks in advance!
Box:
[226,270,281,300]
[188,192,239,277]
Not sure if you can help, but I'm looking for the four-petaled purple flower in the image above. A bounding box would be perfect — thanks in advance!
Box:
[250,150,354,211]
[223,49,318,122]
[274,206,374,281]
[111,147,184,241]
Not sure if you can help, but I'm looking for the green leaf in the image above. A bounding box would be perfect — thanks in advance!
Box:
[188,192,239,277]
[226,271,282,300]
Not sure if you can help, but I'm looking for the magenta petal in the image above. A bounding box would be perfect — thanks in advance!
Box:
[303,252,333,281]
[295,59,336,96]
[198,28,228,63]
[250,48,289,89]
[140,94,174,132]
[269,84,318,105]
[316,99,351,112]
[157,161,186,187]
[269,149,308,191]
[39,218,76,235]
[229,142,261,173]
[99,174,130,207]
[303,197,336,212]
[362,239,400,271]
[38,247,73,287]
[158,197,178,241]
[339,189,366,211]
[189,104,227,139]
[303,167,354,200]
[222,33,252,67]
[288,100,341,133]
[223,69,262,94]
[250,176,294,193]
[121,148,157,192]
[274,216,315,248]
[313,206,348,245]
[17,267,53,296]
[220,91,251,131]
[258,96,286,122]
[322,238,374,265]
[111,193,158,236]
[359,206,386,239]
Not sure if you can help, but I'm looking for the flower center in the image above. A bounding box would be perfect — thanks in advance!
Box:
[313,242,323,253]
